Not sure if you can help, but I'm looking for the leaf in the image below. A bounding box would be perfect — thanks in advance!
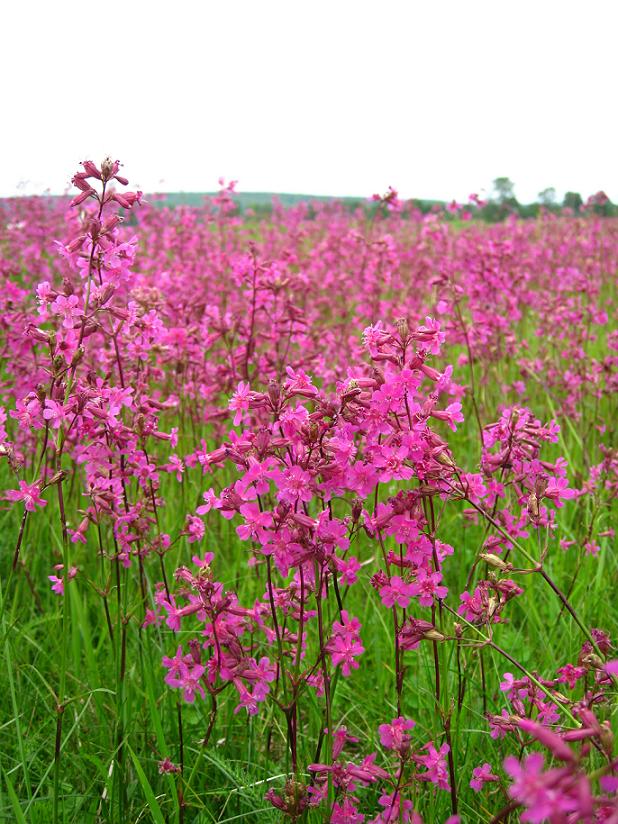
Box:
[127,746,166,824]
[2,768,27,824]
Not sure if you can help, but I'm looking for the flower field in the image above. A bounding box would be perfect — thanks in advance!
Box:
[0,160,616,823]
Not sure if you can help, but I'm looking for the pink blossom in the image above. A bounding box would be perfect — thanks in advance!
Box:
[378,716,415,753]
[379,576,416,609]
[229,381,251,426]
[470,762,499,792]
[48,565,78,596]
[414,741,450,790]
[4,480,47,512]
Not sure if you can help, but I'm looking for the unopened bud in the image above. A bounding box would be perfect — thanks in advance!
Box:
[436,450,456,468]
[480,552,511,571]
[45,470,67,488]
[27,325,51,343]
[267,380,280,407]
[134,414,146,436]
[97,283,116,307]
[342,386,362,403]
[71,346,85,367]
[52,355,65,375]
[82,322,99,338]
[599,722,614,756]
[423,628,446,642]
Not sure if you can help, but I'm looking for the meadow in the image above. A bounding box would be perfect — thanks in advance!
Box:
[0,161,616,823]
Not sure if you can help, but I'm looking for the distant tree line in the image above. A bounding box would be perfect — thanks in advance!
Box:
[242,179,617,222]
[452,177,616,222]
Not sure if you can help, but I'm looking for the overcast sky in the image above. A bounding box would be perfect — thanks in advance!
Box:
[2,1,616,203]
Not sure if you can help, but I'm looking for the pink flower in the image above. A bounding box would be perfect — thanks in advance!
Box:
[380,575,415,609]
[504,753,584,822]
[374,793,416,823]
[184,515,205,543]
[335,555,361,585]
[470,762,499,792]
[604,659,618,676]
[229,381,251,426]
[277,464,313,504]
[431,402,464,431]
[409,568,448,607]
[284,366,317,396]
[196,488,221,515]
[51,294,82,328]
[48,565,78,595]
[543,477,576,508]
[162,646,206,703]
[164,454,184,481]
[414,741,450,790]
[331,798,364,823]
[378,716,415,753]
[236,502,273,544]
[556,663,586,688]
[325,611,364,676]
[4,480,47,512]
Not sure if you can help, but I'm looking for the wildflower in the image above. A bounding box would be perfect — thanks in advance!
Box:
[162,646,206,703]
[504,753,585,822]
[229,381,251,426]
[409,568,448,606]
[379,576,416,609]
[184,515,205,544]
[236,502,273,544]
[158,758,181,774]
[4,480,47,511]
[325,611,364,676]
[378,716,415,754]
[414,741,450,790]
[196,488,221,515]
[48,565,78,595]
[470,762,499,792]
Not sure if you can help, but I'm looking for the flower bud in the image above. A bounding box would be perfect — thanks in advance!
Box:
[71,347,85,368]
[45,470,67,488]
[267,380,281,408]
[423,628,446,642]
[52,355,65,375]
[26,325,51,343]
[480,553,512,571]
[599,722,614,757]
[436,450,456,468]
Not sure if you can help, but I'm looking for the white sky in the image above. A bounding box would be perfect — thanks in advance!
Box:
[2,0,617,203]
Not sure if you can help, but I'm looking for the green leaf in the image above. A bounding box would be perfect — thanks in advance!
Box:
[127,745,166,824]
[2,768,27,824]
